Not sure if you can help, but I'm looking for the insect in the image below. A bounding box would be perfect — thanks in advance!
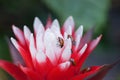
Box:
[69,58,76,66]
[58,37,64,48]
[81,67,91,73]
[67,35,73,40]
[67,35,76,46]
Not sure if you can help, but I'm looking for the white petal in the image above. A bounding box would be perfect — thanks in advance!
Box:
[61,38,72,62]
[76,25,83,35]
[63,16,74,33]
[66,25,72,35]
[89,35,102,51]
[64,32,68,40]
[23,25,31,45]
[50,19,62,38]
[78,44,87,56]
[75,25,83,49]
[36,32,44,51]
[33,17,44,34]
[44,29,57,64]
[59,61,71,70]
[50,20,64,59]
[36,51,46,63]
[12,25,25,45]
[36,26,44,51]
[10,37,19,49]
[29,34,37,59]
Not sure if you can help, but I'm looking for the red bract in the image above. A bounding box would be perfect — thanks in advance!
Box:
[0,16,105,80]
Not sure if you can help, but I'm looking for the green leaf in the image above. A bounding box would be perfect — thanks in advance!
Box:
[42,0,110,32]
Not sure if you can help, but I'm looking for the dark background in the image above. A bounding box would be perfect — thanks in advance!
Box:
[0,0,120,80]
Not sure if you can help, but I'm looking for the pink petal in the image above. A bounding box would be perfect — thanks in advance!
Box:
[7,37,25,66]
[11,38,34,68]
[12,25,25,46]
[45,15,52,29]
[23,25,31,46]
[29,34,37,59]
[59,61,71,71]
[36,51,47,63]
[63,16,74,31]
[75,25,83,50]
[0,60,28,80]
[78,28,94,50]
[61,38,72,62]
[78,44,87,57]
[50,19,62,38]
[36,26,44,52]
[33,17,44,35]
[77,35,102,69]
[61,16,75,35]
[44,29,57,64]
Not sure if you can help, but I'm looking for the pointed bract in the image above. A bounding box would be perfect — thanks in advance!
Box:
[88,59,120,80]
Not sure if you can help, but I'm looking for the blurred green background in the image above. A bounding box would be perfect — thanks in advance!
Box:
[0,0,120,80]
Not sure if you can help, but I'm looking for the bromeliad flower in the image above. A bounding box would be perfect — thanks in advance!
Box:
[0,16,113,80]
